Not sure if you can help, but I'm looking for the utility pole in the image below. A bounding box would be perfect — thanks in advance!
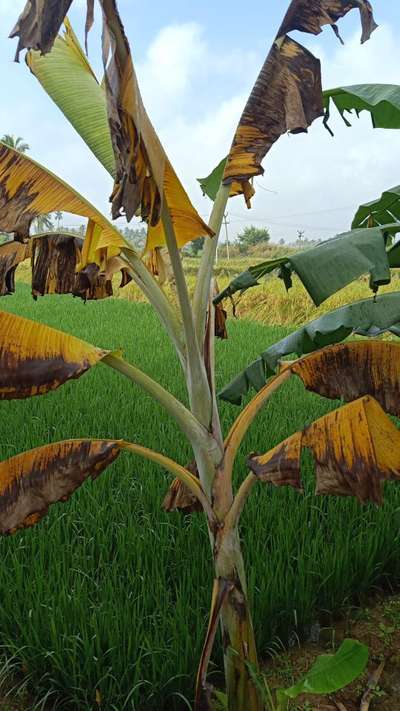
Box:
[223,212,230,261]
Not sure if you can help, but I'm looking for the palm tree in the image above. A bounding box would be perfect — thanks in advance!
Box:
[1,134,30,153]
[33,214,54,233]
[54,211,63,229]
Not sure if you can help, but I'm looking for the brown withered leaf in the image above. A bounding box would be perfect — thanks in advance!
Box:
[0,240,29,296]
[163,460,202,514]
[248,396,400,505]
[31,233,83,299]
[223,0,376,205]
[10,0,74,61]
[73,263,113,301]
[0,439,121,534]
[278,0,377,44]
[223,37,323,205]
[291,341,400,417]
[0,309,109,399]
[100,0,213,251]
[213,282,228,340]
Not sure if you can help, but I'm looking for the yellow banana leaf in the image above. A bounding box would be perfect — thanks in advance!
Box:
[291,340,400,417]
[0,142,134,270]
[0,309,111,399]
[0,439,121,534]
[248,396,400,505]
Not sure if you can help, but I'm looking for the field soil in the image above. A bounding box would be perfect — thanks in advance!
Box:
[265,593,400,710]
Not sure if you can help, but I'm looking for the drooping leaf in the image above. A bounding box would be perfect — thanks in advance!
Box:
[353,184,400,229]
[291,340,400,417]
[214,224,398,308]
[248,396,400,505]
[278,639,368,702]
[0,143,132,271]
[163,460,202,514]
[9,0,74,60]
[277,1,377,43]
[0,310,110,399]
[31,232,83,299]
[219,292,400,405]
[221,0,376,206]
[73,264,113,301]
[0,439,121,534]
[26,19,115,177]
[0,240,29,296]
[323,84,400,134]
[100,0,214,250]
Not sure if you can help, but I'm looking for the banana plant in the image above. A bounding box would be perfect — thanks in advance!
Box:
[1,1,396,710]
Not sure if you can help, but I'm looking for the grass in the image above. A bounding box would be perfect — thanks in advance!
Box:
[1,286,400,709]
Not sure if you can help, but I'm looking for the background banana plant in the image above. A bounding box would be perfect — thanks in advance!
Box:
[1,1,399,709]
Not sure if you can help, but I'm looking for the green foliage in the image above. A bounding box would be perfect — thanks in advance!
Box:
[1,287,400,709]
[323,84,400,132]
[219,292,400,404]
[215,224,400,307]
[0,134,30,153]
[237,225,270,254]
[277,640,368,708]
[353,184,400,229]
[198,157,227,201]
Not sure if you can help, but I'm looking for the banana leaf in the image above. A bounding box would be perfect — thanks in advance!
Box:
[214,224,400,308]
[219,292,400,405]
[323,84,400,133]
[27,19,115,177]
[352,185,400,229]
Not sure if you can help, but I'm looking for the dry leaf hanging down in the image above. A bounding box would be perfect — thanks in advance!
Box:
[223,0,376,206]
[9,0,74,60]
[100,0,214,251]
[31,233,83,298]
[0,240,29,296]
[163,461,203,514]
[0,439,121,534]
[248,396,400,506]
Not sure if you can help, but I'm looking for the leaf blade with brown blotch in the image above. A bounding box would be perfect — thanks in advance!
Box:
[222,0,376,205]
[0,310,109,399]
[291,341,400,417]
[248,397,400,506]
[0,439,121,534]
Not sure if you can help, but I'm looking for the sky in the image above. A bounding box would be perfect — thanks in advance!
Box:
[0,0,399,242]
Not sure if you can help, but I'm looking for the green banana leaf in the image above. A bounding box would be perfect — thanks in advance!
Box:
[323,84,400,133]
[198,157,227,201]
[214,224,400,309]
[353,185,400,229]
[277,639,368,705]
[27,20,115,177]
[219,292,400,405]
